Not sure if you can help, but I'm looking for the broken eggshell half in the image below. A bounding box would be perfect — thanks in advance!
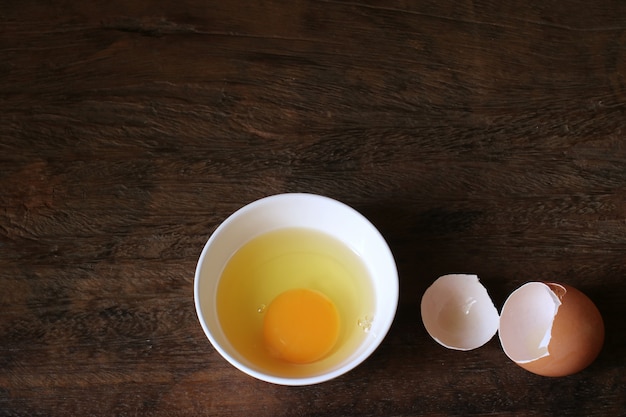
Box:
[498,281,604,377]
[420,274,500,351]
[420,275,604,377]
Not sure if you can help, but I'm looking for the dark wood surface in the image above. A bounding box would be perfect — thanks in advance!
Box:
[1,1,625,415]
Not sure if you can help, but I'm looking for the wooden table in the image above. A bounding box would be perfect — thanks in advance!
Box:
[2,1,625,415]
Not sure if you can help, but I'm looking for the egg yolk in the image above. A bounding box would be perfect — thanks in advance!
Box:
[262,288,340,364]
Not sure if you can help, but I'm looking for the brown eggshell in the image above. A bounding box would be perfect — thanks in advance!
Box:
[514,283,604,377]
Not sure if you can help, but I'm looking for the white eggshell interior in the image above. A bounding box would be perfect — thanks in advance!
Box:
[498,282,562,363]
[420,274,500,351]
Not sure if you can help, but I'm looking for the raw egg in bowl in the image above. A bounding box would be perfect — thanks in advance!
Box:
[194,193,398,385]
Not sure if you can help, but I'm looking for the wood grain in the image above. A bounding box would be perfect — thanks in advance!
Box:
[1,0,625,415]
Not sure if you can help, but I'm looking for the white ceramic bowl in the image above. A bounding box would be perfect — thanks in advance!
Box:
[194,193,398,385]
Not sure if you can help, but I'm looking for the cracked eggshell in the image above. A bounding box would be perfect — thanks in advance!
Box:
[420,274,500,351]
[498,282,604,377]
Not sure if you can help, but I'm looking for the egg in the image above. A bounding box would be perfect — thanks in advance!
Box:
[263,288,340,364]
[499,282,604,377]
[420,275,604,377]
[420,274,499,350]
